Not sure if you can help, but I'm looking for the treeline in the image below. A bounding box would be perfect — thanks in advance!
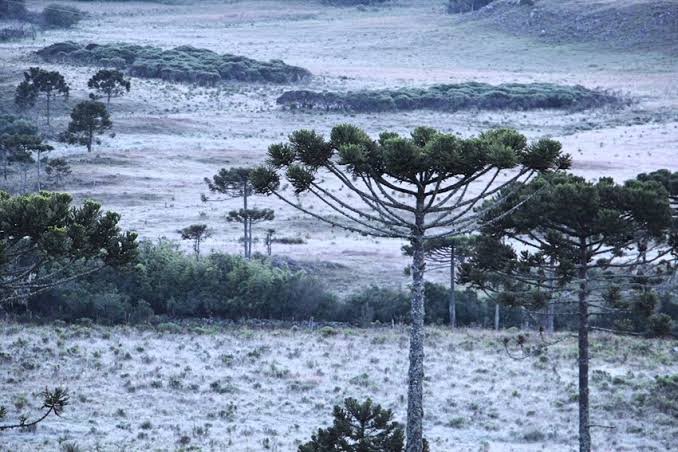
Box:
[8,240,675,333]
[37,41,311,85]
[0,0,83,41]
[277,82,623,113]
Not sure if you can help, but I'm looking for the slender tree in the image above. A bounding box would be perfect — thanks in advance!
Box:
[204,167,255,259]
[403,235,474,328]
[250,124,569,450]
[474,173,674,452]
[0,115,38,181]
[227,208,275,257]
[63,100,112,152]
[45,157,72,187]
[0,132,51,191]
[15,67,70,127]
[88,69,131,106]
[0,191,138,303]
[177,224,211,259]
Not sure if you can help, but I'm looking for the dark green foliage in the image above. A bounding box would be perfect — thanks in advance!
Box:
[15,67,70,126]
[177,224,211,258]
[45,157,72,186]
[88,69,131,105]
[0,115,50,182]
[62,100,112,152]
[277,82,622,113]
[299,398,405,452]
[650,375,678,418]
[37,42,311,85]
[23,240,338,323]
[42,4,83,28]
[0,191,137,303]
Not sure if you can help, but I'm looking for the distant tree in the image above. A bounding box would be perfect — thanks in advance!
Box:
[474,173,674,452]
[15,67,70,127]
[0,191,138,303]
[227,208,274,257]
[204,167,255,259]
[0,115,38,180]
[299,398,406,452]
[45,157,72,186]
[42,4,82,28]
[403,235,474,328]
[177,224,211,259]
[62,100,112,152]
[8,133,52,191]
[250,124,569,451]
[11,148,34,193]
[88,69,131,106]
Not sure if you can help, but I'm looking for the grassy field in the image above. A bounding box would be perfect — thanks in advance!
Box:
[0,323,675,451]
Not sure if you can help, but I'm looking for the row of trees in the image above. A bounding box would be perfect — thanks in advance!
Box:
[2,67,131,193]
[242,124,675,452]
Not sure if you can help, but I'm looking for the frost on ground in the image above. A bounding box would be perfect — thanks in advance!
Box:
[0,323,675,451]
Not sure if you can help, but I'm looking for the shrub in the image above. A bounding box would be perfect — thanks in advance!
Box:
[277,82,623,113]
[299,398,405,452]
[37,42,311,85]
[42,4,83,28]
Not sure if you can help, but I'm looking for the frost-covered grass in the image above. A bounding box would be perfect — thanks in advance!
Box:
[0,322,675,451]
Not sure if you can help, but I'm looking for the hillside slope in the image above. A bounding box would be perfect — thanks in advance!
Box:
[460,0,678,55]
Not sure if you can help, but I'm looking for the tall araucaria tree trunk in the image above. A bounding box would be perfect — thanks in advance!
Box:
[449,243,456,328]
[577,241,591,452]
[243,183,249,258]
[406,204,426,452]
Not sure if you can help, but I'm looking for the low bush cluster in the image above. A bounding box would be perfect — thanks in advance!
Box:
[277,82,623,112]
[9,240,516,326]
[37,41,312,85]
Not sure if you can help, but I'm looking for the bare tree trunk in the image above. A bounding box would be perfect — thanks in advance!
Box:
[494,303,500,331]
[547,299,555,334]
[46,93,51,128]
[87,127,93,152]
[406,208,425,452]
[1,148,7,181]
[243,185,249,259]
[577,244,591,452]
[36,150,41,191]
[449,244,456,329]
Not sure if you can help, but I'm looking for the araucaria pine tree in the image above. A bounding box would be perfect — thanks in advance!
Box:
[227,207,274,257]
[204,167,257,259]
[178,224,211,259]
[473,173,674,452]
[15,67,70,127]
[63,100,112,152]
[88,69,131,106]
[250,124,569,450]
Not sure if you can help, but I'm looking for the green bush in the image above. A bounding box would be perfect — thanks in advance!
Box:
[37,42,311,85]
[277,82,623,113]
[299,398,405,452]
[23,240,337,324]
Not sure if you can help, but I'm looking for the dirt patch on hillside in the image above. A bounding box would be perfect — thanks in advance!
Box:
[463,0,678,55]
